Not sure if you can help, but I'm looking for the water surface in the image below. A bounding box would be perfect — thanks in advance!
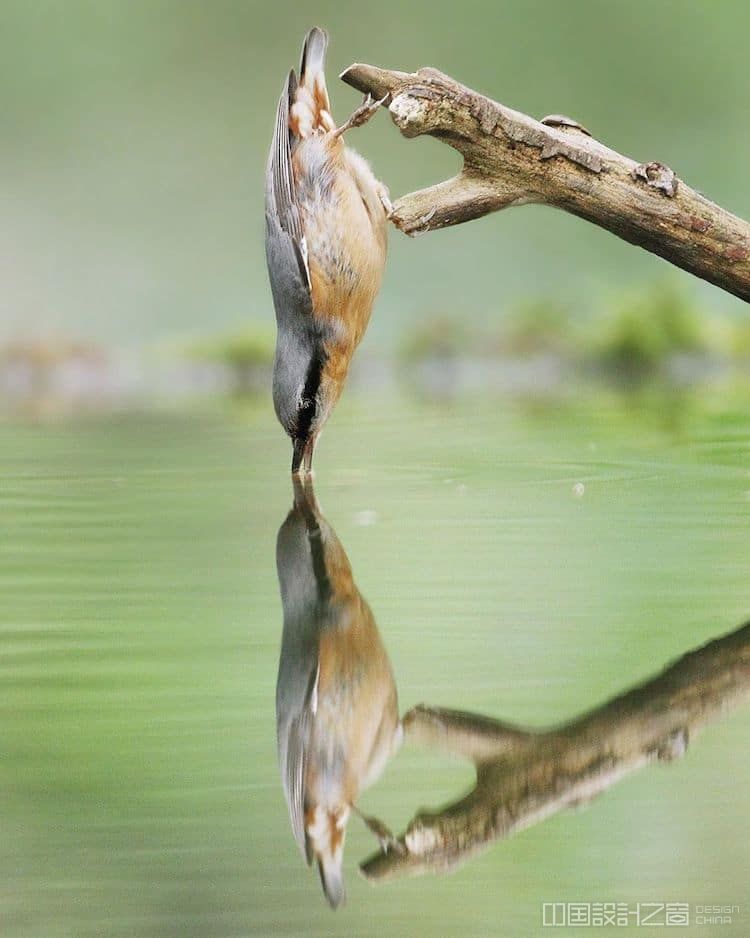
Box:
[2,391,749,936]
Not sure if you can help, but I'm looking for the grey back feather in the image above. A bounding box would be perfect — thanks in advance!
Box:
[265,69,311,299]
[265,65,319,433]
[275,501,327,861]
[265,29,336,439]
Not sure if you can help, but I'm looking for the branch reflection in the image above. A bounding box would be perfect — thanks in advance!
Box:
[360,621,750,881]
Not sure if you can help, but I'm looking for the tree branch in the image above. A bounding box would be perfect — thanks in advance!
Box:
[359,620,750,881]
[341,64,750,302]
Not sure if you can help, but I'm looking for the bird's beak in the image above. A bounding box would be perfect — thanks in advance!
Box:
[291,438,307,475]
[291,437,316,476]
[292,473,321,518]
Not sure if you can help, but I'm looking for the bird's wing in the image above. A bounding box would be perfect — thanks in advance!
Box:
[275,498,333,862]
[265,69,311,295]
[277,650,319,862]
[278,662,319,862]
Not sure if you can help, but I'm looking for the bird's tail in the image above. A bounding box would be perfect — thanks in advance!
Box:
[306,804,348,908]
[300,27,328,94]
[290,27,332,138]
[316,853,346,909]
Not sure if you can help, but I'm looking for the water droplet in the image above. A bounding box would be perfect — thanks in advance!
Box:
[354,509,378,526]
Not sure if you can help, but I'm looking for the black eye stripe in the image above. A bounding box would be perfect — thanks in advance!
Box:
[295,345,327,442]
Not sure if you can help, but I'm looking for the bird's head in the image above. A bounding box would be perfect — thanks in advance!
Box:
[273,334,330,472]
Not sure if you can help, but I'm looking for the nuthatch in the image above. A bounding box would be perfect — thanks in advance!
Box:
[275,478,402,907]
[265,27,390,475]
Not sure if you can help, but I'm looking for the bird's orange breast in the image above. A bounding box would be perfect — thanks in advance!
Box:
[311,596,397,804]
[293,136,387,398]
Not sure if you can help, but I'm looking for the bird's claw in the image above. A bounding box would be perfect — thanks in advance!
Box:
[333,93,390,138]
[378,184,394,220]
[357,810,407,856]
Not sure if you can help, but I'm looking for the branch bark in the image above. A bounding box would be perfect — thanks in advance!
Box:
[359,620,750,881]
[341,63,750,302]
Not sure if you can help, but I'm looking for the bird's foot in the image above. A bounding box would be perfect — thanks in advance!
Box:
[355,808,406,856]
[333,94,389,138]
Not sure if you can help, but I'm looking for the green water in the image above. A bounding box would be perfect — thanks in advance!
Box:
[2,391,749,936]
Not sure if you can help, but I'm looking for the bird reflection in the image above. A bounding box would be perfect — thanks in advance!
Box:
[275,477,402,907]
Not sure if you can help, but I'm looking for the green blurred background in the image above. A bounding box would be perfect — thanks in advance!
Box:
[1,0,748,351]
[2,3,750,937]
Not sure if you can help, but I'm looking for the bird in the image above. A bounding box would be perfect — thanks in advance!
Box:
[275,476,402,907]
[265,26,391,476]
